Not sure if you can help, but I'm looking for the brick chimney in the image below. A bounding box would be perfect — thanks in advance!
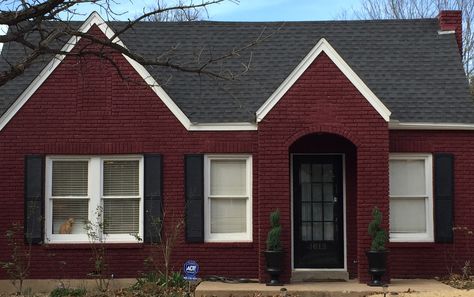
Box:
[438,10,462,55]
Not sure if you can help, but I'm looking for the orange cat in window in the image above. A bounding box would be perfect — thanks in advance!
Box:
[59,218,75,234]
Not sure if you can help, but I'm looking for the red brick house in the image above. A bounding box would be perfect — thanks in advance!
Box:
[0,10,472,283]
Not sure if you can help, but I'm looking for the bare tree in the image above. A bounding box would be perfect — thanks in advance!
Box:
[144,0,208,21]
[0,0,271,87]
[349,0,474,79]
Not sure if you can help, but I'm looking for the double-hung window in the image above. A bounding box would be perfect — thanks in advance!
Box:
[204,155,252,242]
[389,154,433,242]
[45,156,143,243]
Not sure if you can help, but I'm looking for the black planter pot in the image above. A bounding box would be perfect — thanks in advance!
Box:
[264,250,284,286]
[366,250,388,286]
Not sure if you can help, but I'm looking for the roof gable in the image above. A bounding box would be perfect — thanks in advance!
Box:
[0,12,254,132]
[256,38,391,122]
[0,17,473,130]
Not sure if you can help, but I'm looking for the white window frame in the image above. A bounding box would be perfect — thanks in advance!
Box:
[204,155,252,242]
[389,153,434,242]
[45,155,144,243]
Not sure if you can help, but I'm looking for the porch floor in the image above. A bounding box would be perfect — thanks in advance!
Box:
[195,279,462,297]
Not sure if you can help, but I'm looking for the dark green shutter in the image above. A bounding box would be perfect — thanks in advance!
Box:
[434,153,454,243]
[24,155,44,244]
[144,154,162,243]
[185,155,204,243]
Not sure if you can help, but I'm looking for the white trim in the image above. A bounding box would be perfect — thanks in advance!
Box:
[389,121,474,130]
[188,123,257,131]
[45,155,143,244]
[290,153,347,272]
[203,154,253,242]
[438,30,456,35]
[256,38,391,122]
[389,153,434,243]
[0,11,260,132]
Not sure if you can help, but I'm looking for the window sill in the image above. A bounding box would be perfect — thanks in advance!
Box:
[44,243,144,250]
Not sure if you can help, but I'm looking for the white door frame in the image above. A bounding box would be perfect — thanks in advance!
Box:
[290,153,347,272]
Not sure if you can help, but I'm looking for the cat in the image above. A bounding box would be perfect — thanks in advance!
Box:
[59,218,75,234]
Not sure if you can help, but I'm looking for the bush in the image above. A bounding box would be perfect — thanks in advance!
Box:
[266,209,282,251]
[50,287,86,297]
[368,207,388,251]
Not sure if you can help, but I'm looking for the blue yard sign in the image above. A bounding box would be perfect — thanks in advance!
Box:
[183,260,199,281]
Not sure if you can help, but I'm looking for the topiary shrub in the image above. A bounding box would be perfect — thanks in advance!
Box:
[368,207,388,251]
[266,209,282,251]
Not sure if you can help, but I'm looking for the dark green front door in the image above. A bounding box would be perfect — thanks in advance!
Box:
[293,155,344,268]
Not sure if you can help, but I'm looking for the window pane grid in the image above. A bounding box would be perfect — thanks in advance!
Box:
[206,156,251,241]
[389,155,432,240]
[47,157,143,242]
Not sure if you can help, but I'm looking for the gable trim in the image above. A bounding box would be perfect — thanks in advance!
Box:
[0,12,199,132]
[255,38,391,122]
[389,121,474,130]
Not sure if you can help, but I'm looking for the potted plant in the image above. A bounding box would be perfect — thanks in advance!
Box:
[366,206,389,286]
[264,209,284,286]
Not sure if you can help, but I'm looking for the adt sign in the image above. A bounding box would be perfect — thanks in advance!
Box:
[183,260,199,281]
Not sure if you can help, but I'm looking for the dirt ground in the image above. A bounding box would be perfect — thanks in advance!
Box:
[371,291,474,297]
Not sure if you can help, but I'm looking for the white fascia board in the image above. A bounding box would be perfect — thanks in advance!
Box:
[0,12,194,132]
[438,30,456,35]
[188,122,257,131]
[255,38,391,122]
[389,121,474,130]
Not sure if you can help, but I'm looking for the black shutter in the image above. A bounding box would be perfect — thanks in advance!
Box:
[434,153,454,243]
[144,154,162,243]
[185,155,204,243]
[24,155,44,244]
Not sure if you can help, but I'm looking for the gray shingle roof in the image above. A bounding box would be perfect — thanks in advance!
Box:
[1,18,473,124]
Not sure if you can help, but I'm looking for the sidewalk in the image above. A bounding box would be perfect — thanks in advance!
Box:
[195,279,464,297]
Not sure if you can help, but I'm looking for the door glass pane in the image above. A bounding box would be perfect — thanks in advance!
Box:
[302,202,311,221]
[390,198,426,233]
[302,222,311,241]
[301,183,311,201]
[312,203,322,221]
[52,199,88,234]
[323,164,334,182]
[323,183,333,201]
[52,161,88,196]
[311,164,322,182]
[210,198,246,233]
[312,183,322,201]
[324,203,333,221]
[210,160,246,196]
[313,222,323,241]
[324,222,334,240]
[389,159,426,196]
[300,164,310,183]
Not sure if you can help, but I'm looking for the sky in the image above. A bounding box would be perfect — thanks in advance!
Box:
[70,0,362,22]
[0,0,363,51]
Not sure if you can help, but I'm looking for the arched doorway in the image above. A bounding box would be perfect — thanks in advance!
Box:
[289,133,357,278]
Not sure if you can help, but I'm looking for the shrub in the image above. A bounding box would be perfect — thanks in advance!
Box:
[368,207,388,251]
[266,209,282,251]
[50,287,86,297]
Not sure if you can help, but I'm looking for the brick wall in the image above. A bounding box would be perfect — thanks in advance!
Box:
[0,29,259,280]
[257,52,389,283]
[389,130,474,278]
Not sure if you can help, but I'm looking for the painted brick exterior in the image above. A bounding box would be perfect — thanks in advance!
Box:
[257,52,389,283]
[0,24,472,284]
[389,130,474,278]
[438,10,463,55]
